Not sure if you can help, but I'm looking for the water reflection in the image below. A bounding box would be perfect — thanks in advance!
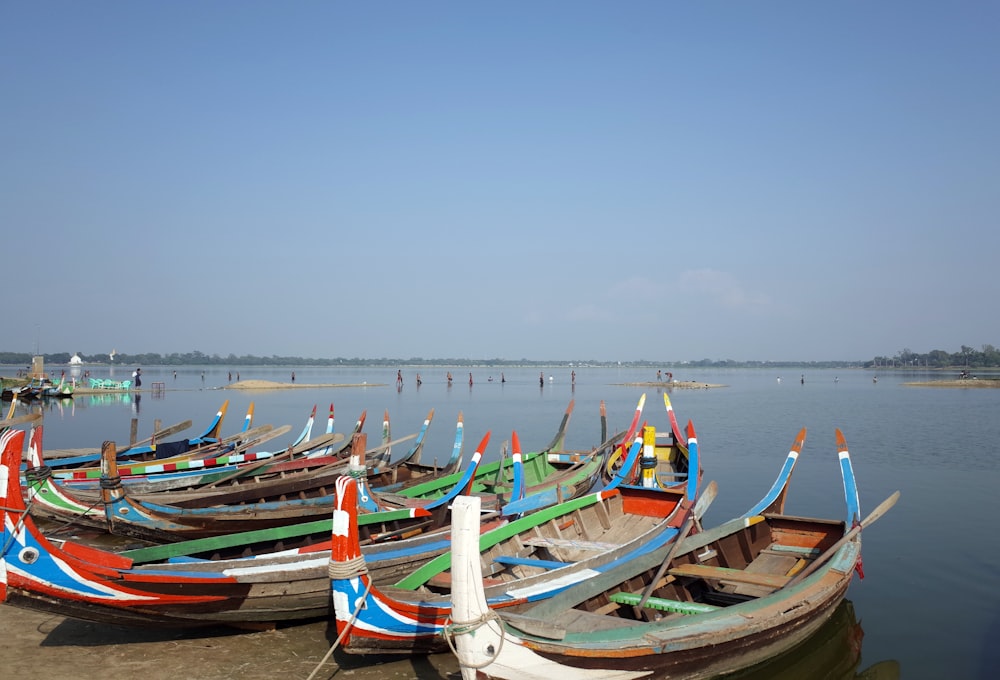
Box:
[83,393,135,408]
[714,600,899,680]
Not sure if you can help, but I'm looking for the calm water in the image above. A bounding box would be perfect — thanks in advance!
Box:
[7,364,1000,679]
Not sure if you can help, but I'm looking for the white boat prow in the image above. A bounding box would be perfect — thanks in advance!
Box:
[448,496,649,680]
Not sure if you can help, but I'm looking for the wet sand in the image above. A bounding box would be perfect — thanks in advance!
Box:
[0,606,460,680]
[614,380,725,389]
[903,379,1000,387]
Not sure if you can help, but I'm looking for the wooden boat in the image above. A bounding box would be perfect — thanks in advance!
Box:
[447,430,899,680]
[44,400,236,470]
[1,377,72,401]
[0,426,344,628]
[370,408,466,491]
[325,420,712,655]
[23,407,460,538]
[1,424,484,628]
[600,393,694,491]
[55,404,363,494]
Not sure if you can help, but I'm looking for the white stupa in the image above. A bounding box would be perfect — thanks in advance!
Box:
[69,353,83,365]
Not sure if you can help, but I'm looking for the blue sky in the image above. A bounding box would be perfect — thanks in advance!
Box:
[4,2,998,362]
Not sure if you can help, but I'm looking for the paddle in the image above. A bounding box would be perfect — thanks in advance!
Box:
[637,480,718,609]
[178,424,275,460]
[288,432,418,478]
[786,489,900,587]
[201,432,344,488]
[0,413,42,430]
[116,419,193,454]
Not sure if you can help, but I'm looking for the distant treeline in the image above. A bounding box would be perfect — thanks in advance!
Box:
[1,347,996,369]
[867,345,1000,369]
[1,350,861,369]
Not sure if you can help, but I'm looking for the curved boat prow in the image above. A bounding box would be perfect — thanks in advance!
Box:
[424,432,491,511]
[836,428,861,527]
[330,476,365,648]
[509,431,525,504]
[290,405,317,448]
[684,421,699,503]
[448,411,465,471]
[664,393,686,445]
[541,401,575,453]
[191,400,229,445]
[603,435,643,491]
[397,408,434,466]
[743,427,806,517]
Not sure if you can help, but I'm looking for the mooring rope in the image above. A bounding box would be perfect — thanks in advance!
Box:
[327,555,367,580]
[442,610,505,669]
[18,465,105,535]
[304,575,373,680]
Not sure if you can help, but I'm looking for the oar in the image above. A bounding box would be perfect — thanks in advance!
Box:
[0,413,43,430]
[173,423,274,460]
[223,424,292,456]
[786,489,900,587]
[116,419,193,454]
[637,480,718,609]
[201,432,344,488]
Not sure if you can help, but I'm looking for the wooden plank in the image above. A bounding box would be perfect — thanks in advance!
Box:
[501,611,568,640]
[668,562,791,589]
[521,536,619,551]
[732,551,798,596]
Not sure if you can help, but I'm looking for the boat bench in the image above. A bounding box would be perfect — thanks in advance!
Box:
[609,591,720,615]
[667,563,791,589]
[520,536,619,552]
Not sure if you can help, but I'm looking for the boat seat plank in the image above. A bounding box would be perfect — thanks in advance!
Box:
[765,544,821,557]
[667,563,791,589]
[732,551,799,596]
[426,571,506,589]
[520,536,619,551]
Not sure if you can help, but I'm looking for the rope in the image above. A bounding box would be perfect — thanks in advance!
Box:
[442,610,505,669]
[18,473,106,536]
[23,465,52,482]
[304,577,373,680]
[44,493,106,535]
[327,555,367,580]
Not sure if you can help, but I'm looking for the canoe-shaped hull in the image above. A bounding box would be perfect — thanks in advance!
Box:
[449,429,886,680]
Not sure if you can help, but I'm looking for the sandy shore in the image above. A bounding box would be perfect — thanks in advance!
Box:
[614,380,725,389]
[903,379,1000,388]
[225,379,380,390]
[0,606,459,680]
